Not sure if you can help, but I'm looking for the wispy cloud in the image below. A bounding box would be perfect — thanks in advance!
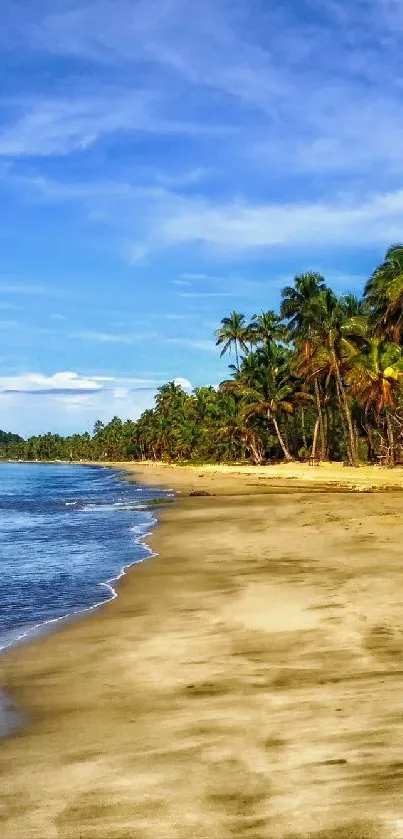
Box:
[166,337,215,352]
[0,302,21,311]
[0,281,59,296]
[73,330,159,344]
[1,0,403,436]
[4,0,403,259]
[178,291,235,298]
[14,0,403,180]
[25,174,403,254]
[0,93,230,158]
[159,188,403,251]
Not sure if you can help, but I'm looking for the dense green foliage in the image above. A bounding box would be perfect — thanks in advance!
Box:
[4,245,403,466]
[0,430,24,447]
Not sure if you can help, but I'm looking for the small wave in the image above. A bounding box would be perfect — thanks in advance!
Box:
[130,519,156,536]
[81,501,146,513]
[0,536,158,654]
[0,465,171,657]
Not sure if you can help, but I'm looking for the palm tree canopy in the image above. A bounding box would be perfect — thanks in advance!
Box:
[281,272,326,339]
[248,310,286,344]
[364,244,403,342]
[215,311,250,361]
[221,342,294,419]
[347,338,403,416]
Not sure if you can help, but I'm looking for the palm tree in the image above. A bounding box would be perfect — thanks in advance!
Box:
[347,338,403,465]
[308,289,361,466]
[215,311,250,370]
[217,405,264,464]
[281,272,327,458]
[221,344,295,461]
[281,272,326,337]
[364,244,403,343]
[248,310,286,346]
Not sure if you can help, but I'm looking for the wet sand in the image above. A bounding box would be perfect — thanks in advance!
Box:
[2,465,403,837]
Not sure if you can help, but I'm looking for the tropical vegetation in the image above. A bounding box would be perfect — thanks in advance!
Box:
[3,245,403,467]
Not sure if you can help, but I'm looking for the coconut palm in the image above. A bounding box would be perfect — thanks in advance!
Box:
[221,343,295,461]
[248,310,286,346]
[215,311,250,370]
[307,289,361,466]
[281,272,327,458]
[364,244,403,343]
[280,272,326,338]
[347,339,403,464]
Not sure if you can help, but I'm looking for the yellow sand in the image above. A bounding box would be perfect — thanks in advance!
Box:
[118,459,403,493]
[1,462,403,837]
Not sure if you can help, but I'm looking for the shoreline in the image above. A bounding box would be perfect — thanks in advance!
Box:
[7,457,403,492]
[0,465,166,741]
[3,457,392,662]
[0,467,165,659]
[2,466,403,835]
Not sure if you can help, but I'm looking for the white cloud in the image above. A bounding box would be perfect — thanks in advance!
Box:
[3,0,403,297]
[158,188,403,251]
[173,376,192,389]
[18,166,403,255]
[0,389,153,434]
[113,387,129,399]
[0,370,196,435]
[0,371,102,394]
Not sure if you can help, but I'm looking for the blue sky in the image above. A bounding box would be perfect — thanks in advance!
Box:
[1,0,402,435]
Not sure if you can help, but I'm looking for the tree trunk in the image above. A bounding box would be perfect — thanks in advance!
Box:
[272,415,293,462]
[353,421,359,463]
[235,343,239,372]
[333,374,352,463]
[311,418,319,460]
[284,414,291,454]
[247,433,263,465]
[314,379,326,460]
[364,421,375,463]
[386,411,395,467]
[330,403,337,460]
[333,358,359,466]
[324,403,331,460]
[301,407,308,449]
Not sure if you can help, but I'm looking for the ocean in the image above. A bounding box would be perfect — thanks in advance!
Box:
[0,462,170,653]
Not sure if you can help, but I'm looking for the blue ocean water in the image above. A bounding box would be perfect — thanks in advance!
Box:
[0,463,170,652]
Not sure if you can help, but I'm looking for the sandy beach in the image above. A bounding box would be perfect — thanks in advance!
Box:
[2,463,403,837]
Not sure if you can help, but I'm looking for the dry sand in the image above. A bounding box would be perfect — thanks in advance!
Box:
[119,459,403,494]
[2,463,403,837]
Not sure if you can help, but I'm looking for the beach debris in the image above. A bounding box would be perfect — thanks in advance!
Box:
[189,489,214,496]
[320,758,348,765]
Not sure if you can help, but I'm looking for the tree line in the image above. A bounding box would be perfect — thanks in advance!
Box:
[3,244,403,467]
